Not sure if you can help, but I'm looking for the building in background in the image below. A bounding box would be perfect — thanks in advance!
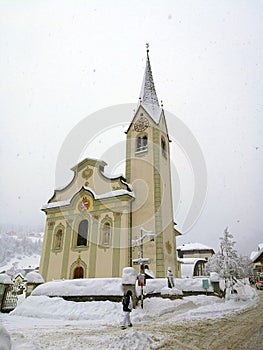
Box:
[177,243,215,278]
[250,243,263,275]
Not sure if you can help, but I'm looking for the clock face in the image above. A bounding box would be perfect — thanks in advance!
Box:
[134,117,149,132]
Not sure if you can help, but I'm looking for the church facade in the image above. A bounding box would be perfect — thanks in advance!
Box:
[39,48,181,281]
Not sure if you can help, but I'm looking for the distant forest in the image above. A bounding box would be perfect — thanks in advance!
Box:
[0,232,42,267]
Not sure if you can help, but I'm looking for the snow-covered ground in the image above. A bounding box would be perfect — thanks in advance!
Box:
[0,278,259,349]
[0,232,43,280]
[0,255,41,274]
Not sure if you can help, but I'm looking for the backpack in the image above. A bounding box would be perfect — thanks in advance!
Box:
[122,295,130,311]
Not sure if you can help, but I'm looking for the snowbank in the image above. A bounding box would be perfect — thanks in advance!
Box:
[11,295,121,322]
[30,276,257,305]
[175,277,213,292]
[32,278,124,297]
[31,277,214,299]
[11,289,259,324]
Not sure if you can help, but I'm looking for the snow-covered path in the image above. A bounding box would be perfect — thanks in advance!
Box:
[0,290,261,350]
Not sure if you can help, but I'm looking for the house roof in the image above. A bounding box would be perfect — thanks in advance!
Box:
[177,242,214,252]
[251,248,263,263]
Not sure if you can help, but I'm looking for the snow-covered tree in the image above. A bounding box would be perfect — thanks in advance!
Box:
[237,255,253,279]
[205,227,251,298]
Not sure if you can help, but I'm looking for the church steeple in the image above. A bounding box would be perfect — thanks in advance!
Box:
[139,44,162,123]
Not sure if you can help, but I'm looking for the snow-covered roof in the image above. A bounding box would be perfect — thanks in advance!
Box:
[42,199,71,209]
[258,243,263,250]
[140,103,162,124]
[0,273,12,284]
[251,248,263,263]
[42,188,134,210]
[250,251,258,260]
[177,243,214,251]
[25,271,44,284]
[178,258,207,264]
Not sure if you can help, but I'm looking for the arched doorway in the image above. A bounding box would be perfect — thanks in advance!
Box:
[73,266,84,279]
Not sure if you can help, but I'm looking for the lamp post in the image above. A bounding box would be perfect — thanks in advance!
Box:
[132,227,155,308]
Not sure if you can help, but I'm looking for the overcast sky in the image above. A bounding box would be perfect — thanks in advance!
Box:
[0,0,262,255]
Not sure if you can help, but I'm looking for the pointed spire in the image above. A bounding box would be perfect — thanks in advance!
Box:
[140,43,160,107]
[139,44,161,123]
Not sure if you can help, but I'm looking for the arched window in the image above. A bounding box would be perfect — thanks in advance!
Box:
[136,137,141,151]
[77,220,88,246]
[73,266,84,279]
[101,222,111,246]
[136,134,148,152]
[161,137,167,158]
[54,228,63,250]
[142,135,147,149]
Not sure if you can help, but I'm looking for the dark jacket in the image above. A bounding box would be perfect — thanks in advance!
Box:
[122,295,132,312]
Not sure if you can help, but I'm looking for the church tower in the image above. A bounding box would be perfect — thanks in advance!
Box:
[126,46,180,278]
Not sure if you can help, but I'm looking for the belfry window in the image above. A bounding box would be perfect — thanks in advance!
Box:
[136,135,148,152]
[161,137,167,158]
[101,222,111,246]
[77,220,88,246]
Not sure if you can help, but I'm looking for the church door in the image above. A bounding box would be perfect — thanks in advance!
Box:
[73,266,84,279]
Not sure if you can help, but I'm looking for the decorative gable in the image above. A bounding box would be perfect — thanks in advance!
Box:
[46,158,131,205]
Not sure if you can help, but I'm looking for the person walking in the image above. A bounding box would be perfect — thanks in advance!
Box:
[121,290,133,329]
[167,267,175,288]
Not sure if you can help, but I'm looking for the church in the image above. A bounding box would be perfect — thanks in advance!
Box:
[39,47,181,281]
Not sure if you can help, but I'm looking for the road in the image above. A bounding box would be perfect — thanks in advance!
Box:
[140,289,263,350]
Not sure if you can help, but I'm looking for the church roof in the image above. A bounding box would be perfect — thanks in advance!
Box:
[139,45,162,124]
[42,187,134,210]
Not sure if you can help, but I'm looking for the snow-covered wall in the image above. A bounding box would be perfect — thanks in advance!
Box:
[32,277,214,298]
